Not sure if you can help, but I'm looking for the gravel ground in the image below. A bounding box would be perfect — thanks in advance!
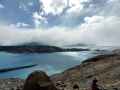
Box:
[0,78,24,90]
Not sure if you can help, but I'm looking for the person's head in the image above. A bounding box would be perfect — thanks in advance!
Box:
[93,78,98,83]
[113,88,118,90]
[73,84,79,90]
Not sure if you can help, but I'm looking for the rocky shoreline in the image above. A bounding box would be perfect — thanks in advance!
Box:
[0,49,120,90]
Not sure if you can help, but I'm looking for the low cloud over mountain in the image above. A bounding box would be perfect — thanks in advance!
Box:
[0,0,120,46]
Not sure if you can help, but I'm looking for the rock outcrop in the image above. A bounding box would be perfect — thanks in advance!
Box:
[23,71,57,90]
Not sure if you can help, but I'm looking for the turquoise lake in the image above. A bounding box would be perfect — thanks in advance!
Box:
[0,51,97,79]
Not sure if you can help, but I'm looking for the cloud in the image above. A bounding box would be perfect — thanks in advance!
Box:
[33,12,48,28]
[39,0,90,15]
[9,22,30,28]
[39,0,67,15]
[33,0,111,28]
[28,2,34,6]
[0,4,4,8]
[100,0,120,16]
[0,15,120,47]
[0,0,120,47]
[33,0,92,28]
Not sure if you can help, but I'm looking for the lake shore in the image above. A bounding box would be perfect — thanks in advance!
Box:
[0,49,120,90]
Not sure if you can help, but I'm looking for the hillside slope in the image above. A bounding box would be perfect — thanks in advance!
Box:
[51,50,120,90]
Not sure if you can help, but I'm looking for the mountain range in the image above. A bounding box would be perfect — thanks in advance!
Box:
[0,42,89,53]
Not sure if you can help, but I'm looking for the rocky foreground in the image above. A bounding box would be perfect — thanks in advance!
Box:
[0,49,120,90]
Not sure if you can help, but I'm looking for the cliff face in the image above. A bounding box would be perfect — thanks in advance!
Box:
[51,51,120,90]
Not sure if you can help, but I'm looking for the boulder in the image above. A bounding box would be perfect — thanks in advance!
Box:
[23,71,57,90]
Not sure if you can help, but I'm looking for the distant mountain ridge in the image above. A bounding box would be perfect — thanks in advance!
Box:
[0,42,89,53]
[17,42,48,46]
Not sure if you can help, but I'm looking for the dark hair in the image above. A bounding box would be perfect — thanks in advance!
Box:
[93,79,98,83]
[73,84,79,89]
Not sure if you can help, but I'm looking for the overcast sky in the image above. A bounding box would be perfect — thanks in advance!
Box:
[0,0,120,46]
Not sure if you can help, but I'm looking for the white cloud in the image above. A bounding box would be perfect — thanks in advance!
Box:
[9,23,29,28]
[1,16,120,47]
[16,22,29,27]
[33,12,47,21]
[28,2,34,6]
[84,16,104,23]
[39,0,67,15]
[33,12,48,28]
[39,0,90,15]
[0,4,4,9]
[100,0,120,16]
[0,0,120,47]
[33,0,110,27]
[67,0,87,13]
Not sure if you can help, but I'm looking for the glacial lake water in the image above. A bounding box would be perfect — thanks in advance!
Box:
[0,51,97,79]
